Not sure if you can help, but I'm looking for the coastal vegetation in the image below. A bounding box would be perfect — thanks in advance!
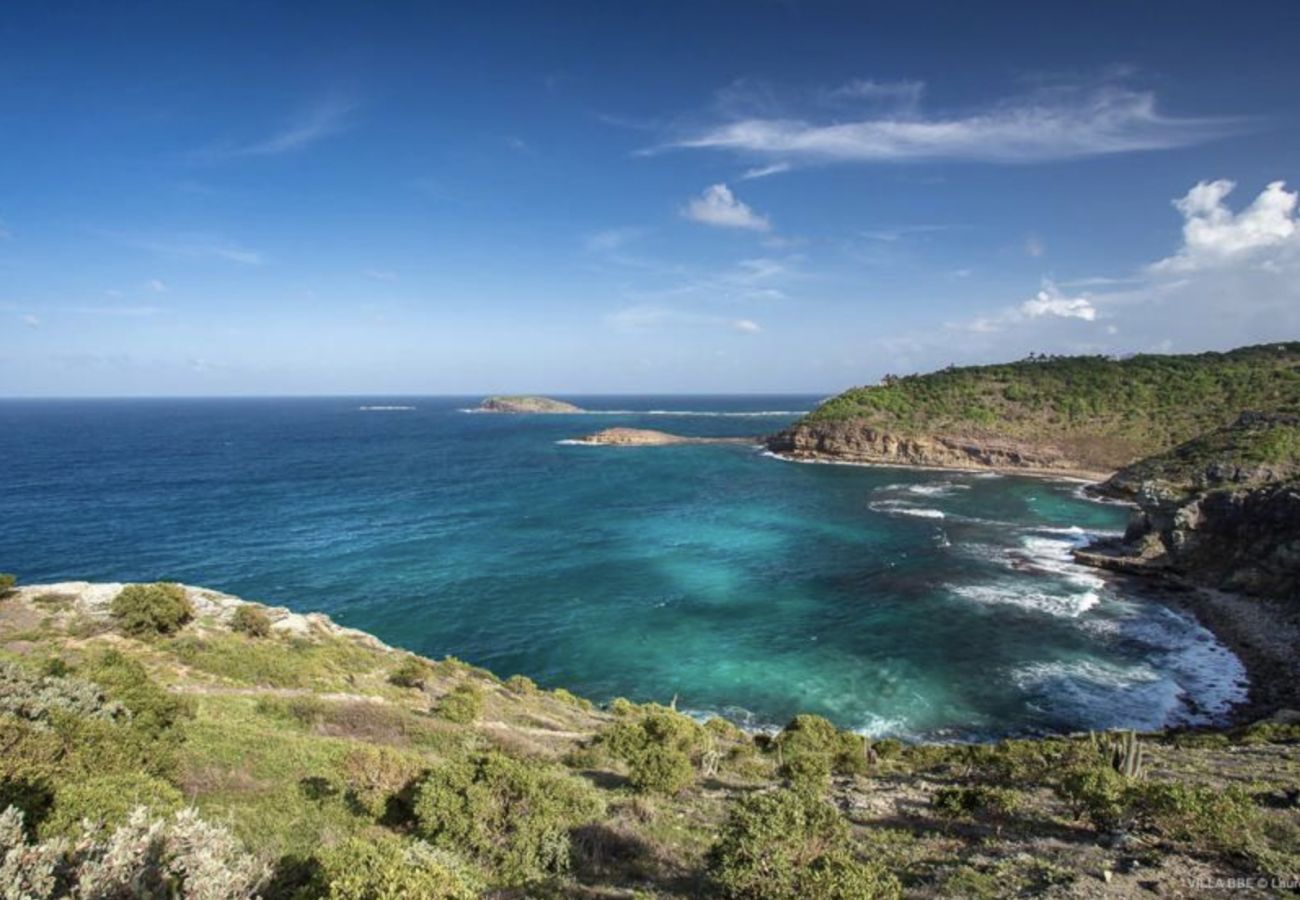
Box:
[1,579,1298,897]
[778,342,1300,472]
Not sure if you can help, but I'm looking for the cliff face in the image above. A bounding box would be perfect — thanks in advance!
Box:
[766,420,1093,475]
[1078,413,1300,600]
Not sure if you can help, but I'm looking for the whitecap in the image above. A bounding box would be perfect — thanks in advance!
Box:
[358,405,415,411]
[952,583,1100,618]
[868,500,946,519]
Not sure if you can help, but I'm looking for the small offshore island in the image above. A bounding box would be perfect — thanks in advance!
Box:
[569,427,754,446]
[476,394,584,413]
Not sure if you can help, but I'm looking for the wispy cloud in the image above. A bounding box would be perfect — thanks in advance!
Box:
[68,305,165,317]
[820,78,926,112]
[605,305,761,334]
[365,269,399,281]
[146,279,168,293]
[739,162,791,181]
[656,85,1243,167]
[583,227,647,253]
[203,96,357,159]
[0,218,10,240]
[21,314,39,328]
[682,184,771,231]
[112,232,263,266]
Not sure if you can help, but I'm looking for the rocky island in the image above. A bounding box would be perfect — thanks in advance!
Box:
[477,394,584,413]
[569,427,753,446]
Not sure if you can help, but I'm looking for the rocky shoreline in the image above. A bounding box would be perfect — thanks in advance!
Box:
[765,421,1112,482]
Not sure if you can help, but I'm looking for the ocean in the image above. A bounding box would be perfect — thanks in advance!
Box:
[0,396,1247,740]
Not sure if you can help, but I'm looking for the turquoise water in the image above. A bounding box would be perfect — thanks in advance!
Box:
[0,397,1246,739]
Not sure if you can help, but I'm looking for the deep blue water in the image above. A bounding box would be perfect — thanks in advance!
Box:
[0,396,1246,739]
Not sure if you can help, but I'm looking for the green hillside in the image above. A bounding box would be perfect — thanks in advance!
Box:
[2,579,1299,898]
[1104,412,1300,497]
[803,343,1300,468]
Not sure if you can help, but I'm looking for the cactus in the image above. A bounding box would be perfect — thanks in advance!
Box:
[1109,730,1145,780]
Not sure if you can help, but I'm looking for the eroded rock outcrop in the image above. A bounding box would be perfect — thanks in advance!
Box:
[571,428,751,446]
[765,421,1096,476]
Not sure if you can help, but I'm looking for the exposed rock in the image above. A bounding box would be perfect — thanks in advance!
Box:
[477,395,583,413]
[765,420,1106,478]
[570,427,751,446]
[24,580,391,651]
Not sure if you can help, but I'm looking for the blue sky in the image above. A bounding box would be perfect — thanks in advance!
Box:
[3,0,1299,396]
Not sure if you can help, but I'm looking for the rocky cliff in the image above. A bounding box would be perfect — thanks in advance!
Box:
[1078,412,1300,599]
[765,420,1101,477]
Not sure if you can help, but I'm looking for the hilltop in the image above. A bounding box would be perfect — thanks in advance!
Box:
[769,343,1300,475]
[2,577,1299,898]
[478,395,584,413]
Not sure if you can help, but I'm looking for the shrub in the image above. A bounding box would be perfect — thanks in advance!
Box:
[552,687,593,710]
[773,715,868,790]
[435,683,484,724]
[609,697,638,717]
[230,604,272,637]
[82,649,193,738]
[0,660,127,728]
[413,751,602,885]
[340,745,428,821]
[706,789,900,900]
[0,573,16,597]
[601,705,706,796]
[932,786,1022,824]
[704,716,747,741]
[110,582,194,636]
[389,655,435,689]
[41,772,184,839]
[1056,764,1129,832]
[0,804,267,899]
[1130,782,1260,854]
[305,835,474,899]
[504,674,537,694]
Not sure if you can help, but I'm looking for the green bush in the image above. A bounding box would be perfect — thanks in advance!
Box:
[706,789,900,900]
[505,674,537,694]
[932,785,1022,822]
[110,582,194,636]
[0,573,16,597]
[774,715,868,790]
[83,649,194,738]
[1056,764,1129,831]
[1130,782,1259,854]
[230,604,273,637]
[340,745,428,821]
[435,683,484,724]
[41,771,184,839]
[389,655,435,689]
[601,705,705,796]
[609,697,638,717]
[304,835,474,899]
[413,751,602,885]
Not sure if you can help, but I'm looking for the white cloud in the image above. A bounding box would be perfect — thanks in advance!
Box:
[21,314,39,328]
[822,78,926,112]
[146,279,168,293]
[1020,284,1096,320]
[200,96,356,160]
[739,162,791,181]
[605,305,761,334]
[1024,234,1045,258]
[1151,180,1298,272]
[661,87,1241,167]
[682,184,771,231]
